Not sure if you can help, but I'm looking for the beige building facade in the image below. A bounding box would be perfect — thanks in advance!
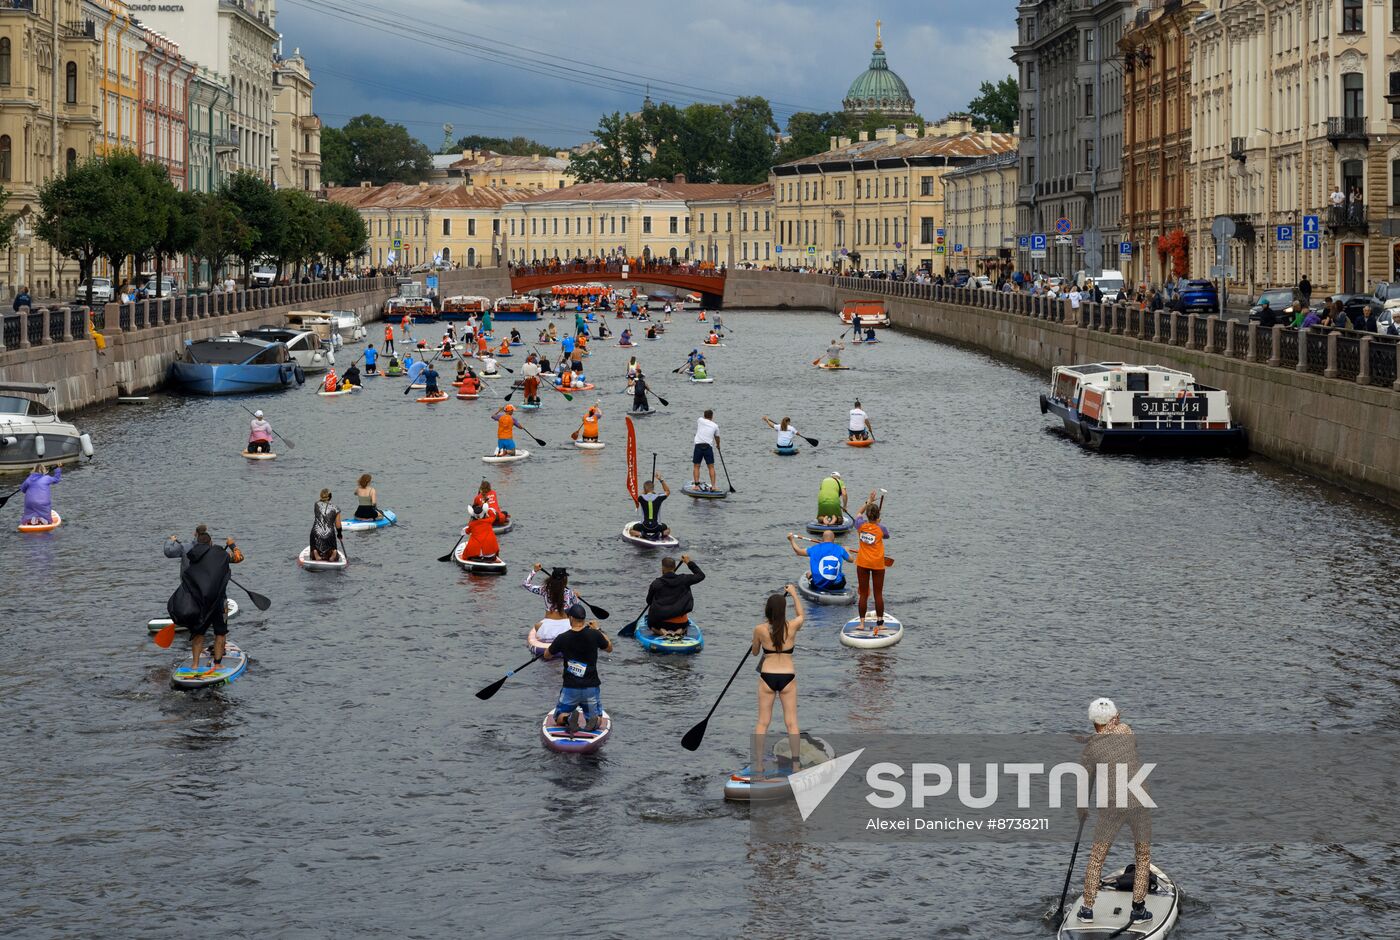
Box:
[771,120,1016,273]
[941,150,1019,272]
[434,150,575,191]
[327,182,529,269]
[271,50,320,191]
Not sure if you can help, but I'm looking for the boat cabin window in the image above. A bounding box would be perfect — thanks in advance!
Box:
[1125,373,1149,392]
[0,395,48,416]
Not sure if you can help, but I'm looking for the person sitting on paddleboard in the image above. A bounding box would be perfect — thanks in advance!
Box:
[596,319,611,339]
[19,463,60,526]
[646,324,658,339]
[691,357,708,381]
[491,404,523,456]
[816,471,847,525]
[386,354,402,376]
[524,564,578,615]
[685,349,700,374]
[474,479,508,525]
[629,476,671,542]
[479,353,499,376]
[310,489,343,562]
[620,328,632,346]
[510,329,522,344]
[496,337,510,356]
[848,400,872,441]
[751,585,806,777]
[763,416,800,451]
[455,358,468,383]
[247,409,273,454]
[546,322,558,342]
[416,338,429,353]
[557,365,576,390]
[544,603,611,733]
[575,402,602,442]
[691,410,719,491]
[354,473,381,521]
[165,525,242,669]
[342,363,362,387]
[440,334,454,356]
[631,370,652,414]
[706,330,720,345]
[323,368,339,393]
[854,492,890,630]
[459,365,481,396]
[864,325,877,342]
[1075,698,1154,928]
[364,343,379,375]
[825,339,844,368]
[462,501,501,562]
[788,531,850,592]
[645,554,705,638]
[423,364,441,397]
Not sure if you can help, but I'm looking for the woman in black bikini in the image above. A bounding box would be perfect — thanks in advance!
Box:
[751,584,805,776]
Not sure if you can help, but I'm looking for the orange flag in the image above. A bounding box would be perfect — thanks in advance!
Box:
[625,415,639,507]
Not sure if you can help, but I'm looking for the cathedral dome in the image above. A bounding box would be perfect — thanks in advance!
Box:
[843,21,916,119]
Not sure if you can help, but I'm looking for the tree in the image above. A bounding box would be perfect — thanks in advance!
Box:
[448,134,556,157]
[720,97,777,184]
[146,170,198,297]
[966,76,1019,132]
[330,114,433,186]
[321,125,352,186]
[189,191,250,286]
[273,189,326,279]
[568,111,650,183]
[319,200,368,274]
[778,111,854,163]
[220,172,285,287]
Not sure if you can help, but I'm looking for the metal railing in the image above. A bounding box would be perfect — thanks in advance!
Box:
[1336,334,1361,381]
[1303,330,1328,374]
[1231,321,1250,359]
[1372,341,1399,386]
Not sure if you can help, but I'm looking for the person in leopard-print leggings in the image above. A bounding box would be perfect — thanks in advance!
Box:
[1075,698,1154,928]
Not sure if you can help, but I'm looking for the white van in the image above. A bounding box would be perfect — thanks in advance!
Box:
[1076,268,1126,302]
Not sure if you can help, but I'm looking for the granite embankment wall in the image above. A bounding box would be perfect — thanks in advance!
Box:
[724,270,1400,506]
[0,268,513,413]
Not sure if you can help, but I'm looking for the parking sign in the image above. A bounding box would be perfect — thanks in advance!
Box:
[1276,225,1294,243]
[1119,241,1132,257]
[1018,235,1029,249]
[1302,232,1320,251]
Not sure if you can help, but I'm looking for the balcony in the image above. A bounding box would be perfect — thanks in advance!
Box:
[0,0,36,12]
[1327,203,1368,234]
[213,129,238,152]
[1326,116,1367,147]
[1229,137,1245,162]
[61,19,95,39]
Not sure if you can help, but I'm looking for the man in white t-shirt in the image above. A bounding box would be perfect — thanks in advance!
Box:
[1329,188,1345,209]
[1068,286,1083,310]
[692,409,720,491]
[849,400,872,442]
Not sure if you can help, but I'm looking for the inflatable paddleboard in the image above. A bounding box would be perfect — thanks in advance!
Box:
[628,409,655,418]
[845,438,874,448]
[147,598,239,634]
[408,382,426,389]
[681,483,726,499]
[17,511,61,533]
[527,624,556,658]
[840,612,902,648]
[492,518,514,535]
[724,734,837,803]
[342,509,397,532]
[616,343,637,348]
[417,393,449,403]
[482,449,530,463]
[541,708,611,754]
[555,383,595,392]
[455,547,506,575]
[574,440,605,450]
[479,372,501,379]
[798,572,855,606]
[635,614,703,654]
[240,450,277,461]
[621,522,677,548]
[170,640,248,691]
[518,402,540,411]
[774,446,799,456]
[689,376,714,384]
[456,391,479,400]
[815,363,851,370]
[805,517,854,535]
[317,388,354,396]
[1057,865,1180,939]
[297,546,347,571]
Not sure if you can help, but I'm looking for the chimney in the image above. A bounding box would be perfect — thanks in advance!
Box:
[646,178,661,187]
[875,126,898,144]
[673,173,687,184]
[858,131,869,142]
[837,136,851,148]
[830,135,839,151]
[418,182,429,190]
[360,181,372,188]
[555,150,569,160]
[532,153,540,162]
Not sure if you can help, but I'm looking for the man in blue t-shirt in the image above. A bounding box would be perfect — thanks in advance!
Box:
[560,333,577,360]
[787,531,850,591]
[364,344,379,374]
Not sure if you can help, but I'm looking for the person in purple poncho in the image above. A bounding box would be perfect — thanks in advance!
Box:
[19,464,60,525]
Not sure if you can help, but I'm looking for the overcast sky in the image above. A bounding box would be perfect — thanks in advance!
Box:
[276,0,1018,150]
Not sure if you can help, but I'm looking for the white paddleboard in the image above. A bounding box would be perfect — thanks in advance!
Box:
[621,522,678,548]
[297,546,347,570]
[1057,864,1180,939]
[482,449,530,463]
[840,612,902,648]
[574,440,606,450]
[240,450,277,461]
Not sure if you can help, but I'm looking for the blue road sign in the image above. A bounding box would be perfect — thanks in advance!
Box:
[1030,234,1048,251]
[1302,215,1320,234]
[1302,232,1320,250]
[954,243,964,253]
[936,228,946,237]
[1119,241,1132,257]
[1018,235,1029,249]
[1276,225,1294,243]
[774,245,783,253]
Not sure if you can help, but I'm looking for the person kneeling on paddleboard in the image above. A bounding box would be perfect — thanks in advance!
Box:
[864,325,876,343]
[480,353,499,377]
[849,400,872,441]
[165,525,242,669]
[19,463,61,525]
[510,329,523,344]
[691,358,708,381]
[310,489,343,562]
[343,363,362,388]
[645,554,705,638]
[1075,698,1154,928]
[629,476,671,542]
[491,405,523,456]
[816,471,847,525]
[247,410,273,453]
[459,366,481,396]
[764,416,800,451]
[788,531,850,592]
[462,502,501,562]
[574,402,602,442]
[423,364,441,397]
[544,604,612,733]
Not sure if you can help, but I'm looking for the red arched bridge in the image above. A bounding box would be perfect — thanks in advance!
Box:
[508,261,726,306]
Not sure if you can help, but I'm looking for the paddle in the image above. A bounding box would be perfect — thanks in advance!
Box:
[716,443,736,494]
[514,421,546,448]
[475,655,540,700]
[680,646,753,751]
[438,532,466,563]
[617,603,648,639]
[0,487,19,509]
[671,356,693,374]
[575,595,610,620]
[239,405,295,450]
[230,577,272,611]
[336,529,349,565]
[1053,815,1088,930]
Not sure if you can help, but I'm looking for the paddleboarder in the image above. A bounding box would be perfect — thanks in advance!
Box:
[824,339,844,368]
[342,362,362,387]
[787,531,849,592]
[475,479,509,526]
[691,410,720,492]
[364,343,379,375]
[849,401,872,441]
[644,555,705,638]
[383,323,395,354]
[423,363,442,398]
[479,352,499,377]
[490,404,523,456]
[574,402,602,443]
[854,492,889,630]
[544,603,612,733]
[18,463,60,526]
[246,409,273,454]
[763,416,800,451]
[1074,698,1154,928]
[458,366,481,397]
[322,367,339,393]
[524,564,578,615]
[631,370,653,414]
[309,489,343,562]
[164,526,242,668]
[628,476,671,542]
[751,585,806,777]
[461,501,501,562]
[816,472,847,525]
[353,473,381,521]
[521,354,541,404]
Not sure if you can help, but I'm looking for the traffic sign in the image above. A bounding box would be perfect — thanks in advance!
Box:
[1084,250,1103,273]
[1302,215,1320,234]
[1055,234,1072,245]
[1030,234,1047,251]
[392,236,403,250]
[1118,241,1132,257]
[1018,235,1030,249]
[894,242,902,249]
[953,243,964,253]
[774,245,783,253]
[936,228,945,237]
[1055,218,1072,235]
[807,245,816,255]
[1302,232,1320,250]
[1210,264,1236,277]
[1276,224,1294,243]
[1211,215,1237,241]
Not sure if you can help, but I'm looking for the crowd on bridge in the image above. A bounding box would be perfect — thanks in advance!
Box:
[506,256,725,280]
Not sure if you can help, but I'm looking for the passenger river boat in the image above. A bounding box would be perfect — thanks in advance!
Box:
[493,295,542,321]
[839,299,890,327]
[1039,362,1247,455]
[440,295,491,321]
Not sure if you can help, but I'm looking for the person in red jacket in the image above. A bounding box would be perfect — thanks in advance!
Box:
[461,502,500,562]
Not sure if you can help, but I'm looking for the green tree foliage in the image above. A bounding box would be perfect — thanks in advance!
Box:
[319,200,369,273]
[721,97,778,184]
[448,134,557,156]
[775,110,930,163]
[966,76,1019,132]
[189,190,250,284]
[321,125,352,186]
[326,115,434,186]
[273,189,327,279]
[220,172,285,287]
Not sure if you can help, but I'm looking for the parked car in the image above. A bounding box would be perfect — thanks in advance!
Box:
[142,276,179,297]
[972,275,993,291]
[1171,278,1220,314]
[1075,268,1126,302]
[75,277,113,305]
[1248,288,1298,322]
[250,264,276,287]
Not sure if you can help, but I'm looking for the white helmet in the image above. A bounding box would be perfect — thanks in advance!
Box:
[1087,697,1118,726]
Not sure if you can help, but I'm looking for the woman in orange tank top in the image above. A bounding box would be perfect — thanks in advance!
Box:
[854,492,891,630]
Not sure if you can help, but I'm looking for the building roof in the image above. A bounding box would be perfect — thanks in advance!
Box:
[940,149,1019,180]
[324,183,534,210]
[453,153,571,173]
[774,131,1018,171]
[844,22,915,117]
[511,180,768,205]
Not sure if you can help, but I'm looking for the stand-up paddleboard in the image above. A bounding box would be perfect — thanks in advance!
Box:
[455,545,506,575]
[408,382,426,389]
[1057,865,1180,939]
[417,393,449,403]
[798,572,855,606]
[147,598,239,634]
[17,511,61,533]
[845,438,875,448]
[492,518,514,535]
[628,409,655,418]
[621,522,678,548]
[495,350,512,357]
[724,734,836,803]
[574,440,606,450]
[689,376,714,384]
[815,362,851,370]
[634,614,703,654]
[456,390,479,400]
[240,450,277,461]
[518,402,541,411]
[806,517,854,535]
[774,446,799,456]
[681,483,726,499]
[510,341,524,346]
[616,342,637,348]
[541,708,611,753]
[527,624,558,658]
[342,509,398,532]
[701,342,725,348]
[317,388,354,397]
[840,612,902,648]
[297,546,347,571]
[482,449,530,464]
[170,640,248,691]
[479,372,501,379]
[555,383,595,392]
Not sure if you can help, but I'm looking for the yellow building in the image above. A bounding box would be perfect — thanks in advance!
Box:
[688,182,773,266]
[326,182,531,269]
[86,0,141,155]
[771,120,1017,273]
[0,0,101,300]
[432,150,576,191]
[940,150,1019,274]
[272,51,320,192]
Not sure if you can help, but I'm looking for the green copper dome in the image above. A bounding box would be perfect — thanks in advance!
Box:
[843,24,916,119]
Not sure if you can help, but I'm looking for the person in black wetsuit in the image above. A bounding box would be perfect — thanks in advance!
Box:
[164,525,241,669]
[632,370,652,413]
[627,476,671,541]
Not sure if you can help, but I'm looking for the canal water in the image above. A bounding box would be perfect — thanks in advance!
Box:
[3,309,1399,937]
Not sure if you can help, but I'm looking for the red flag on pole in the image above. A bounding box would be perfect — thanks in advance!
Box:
[625,415,639,507]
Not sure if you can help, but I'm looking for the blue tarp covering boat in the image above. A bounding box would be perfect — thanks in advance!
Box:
[167,338,303,395]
